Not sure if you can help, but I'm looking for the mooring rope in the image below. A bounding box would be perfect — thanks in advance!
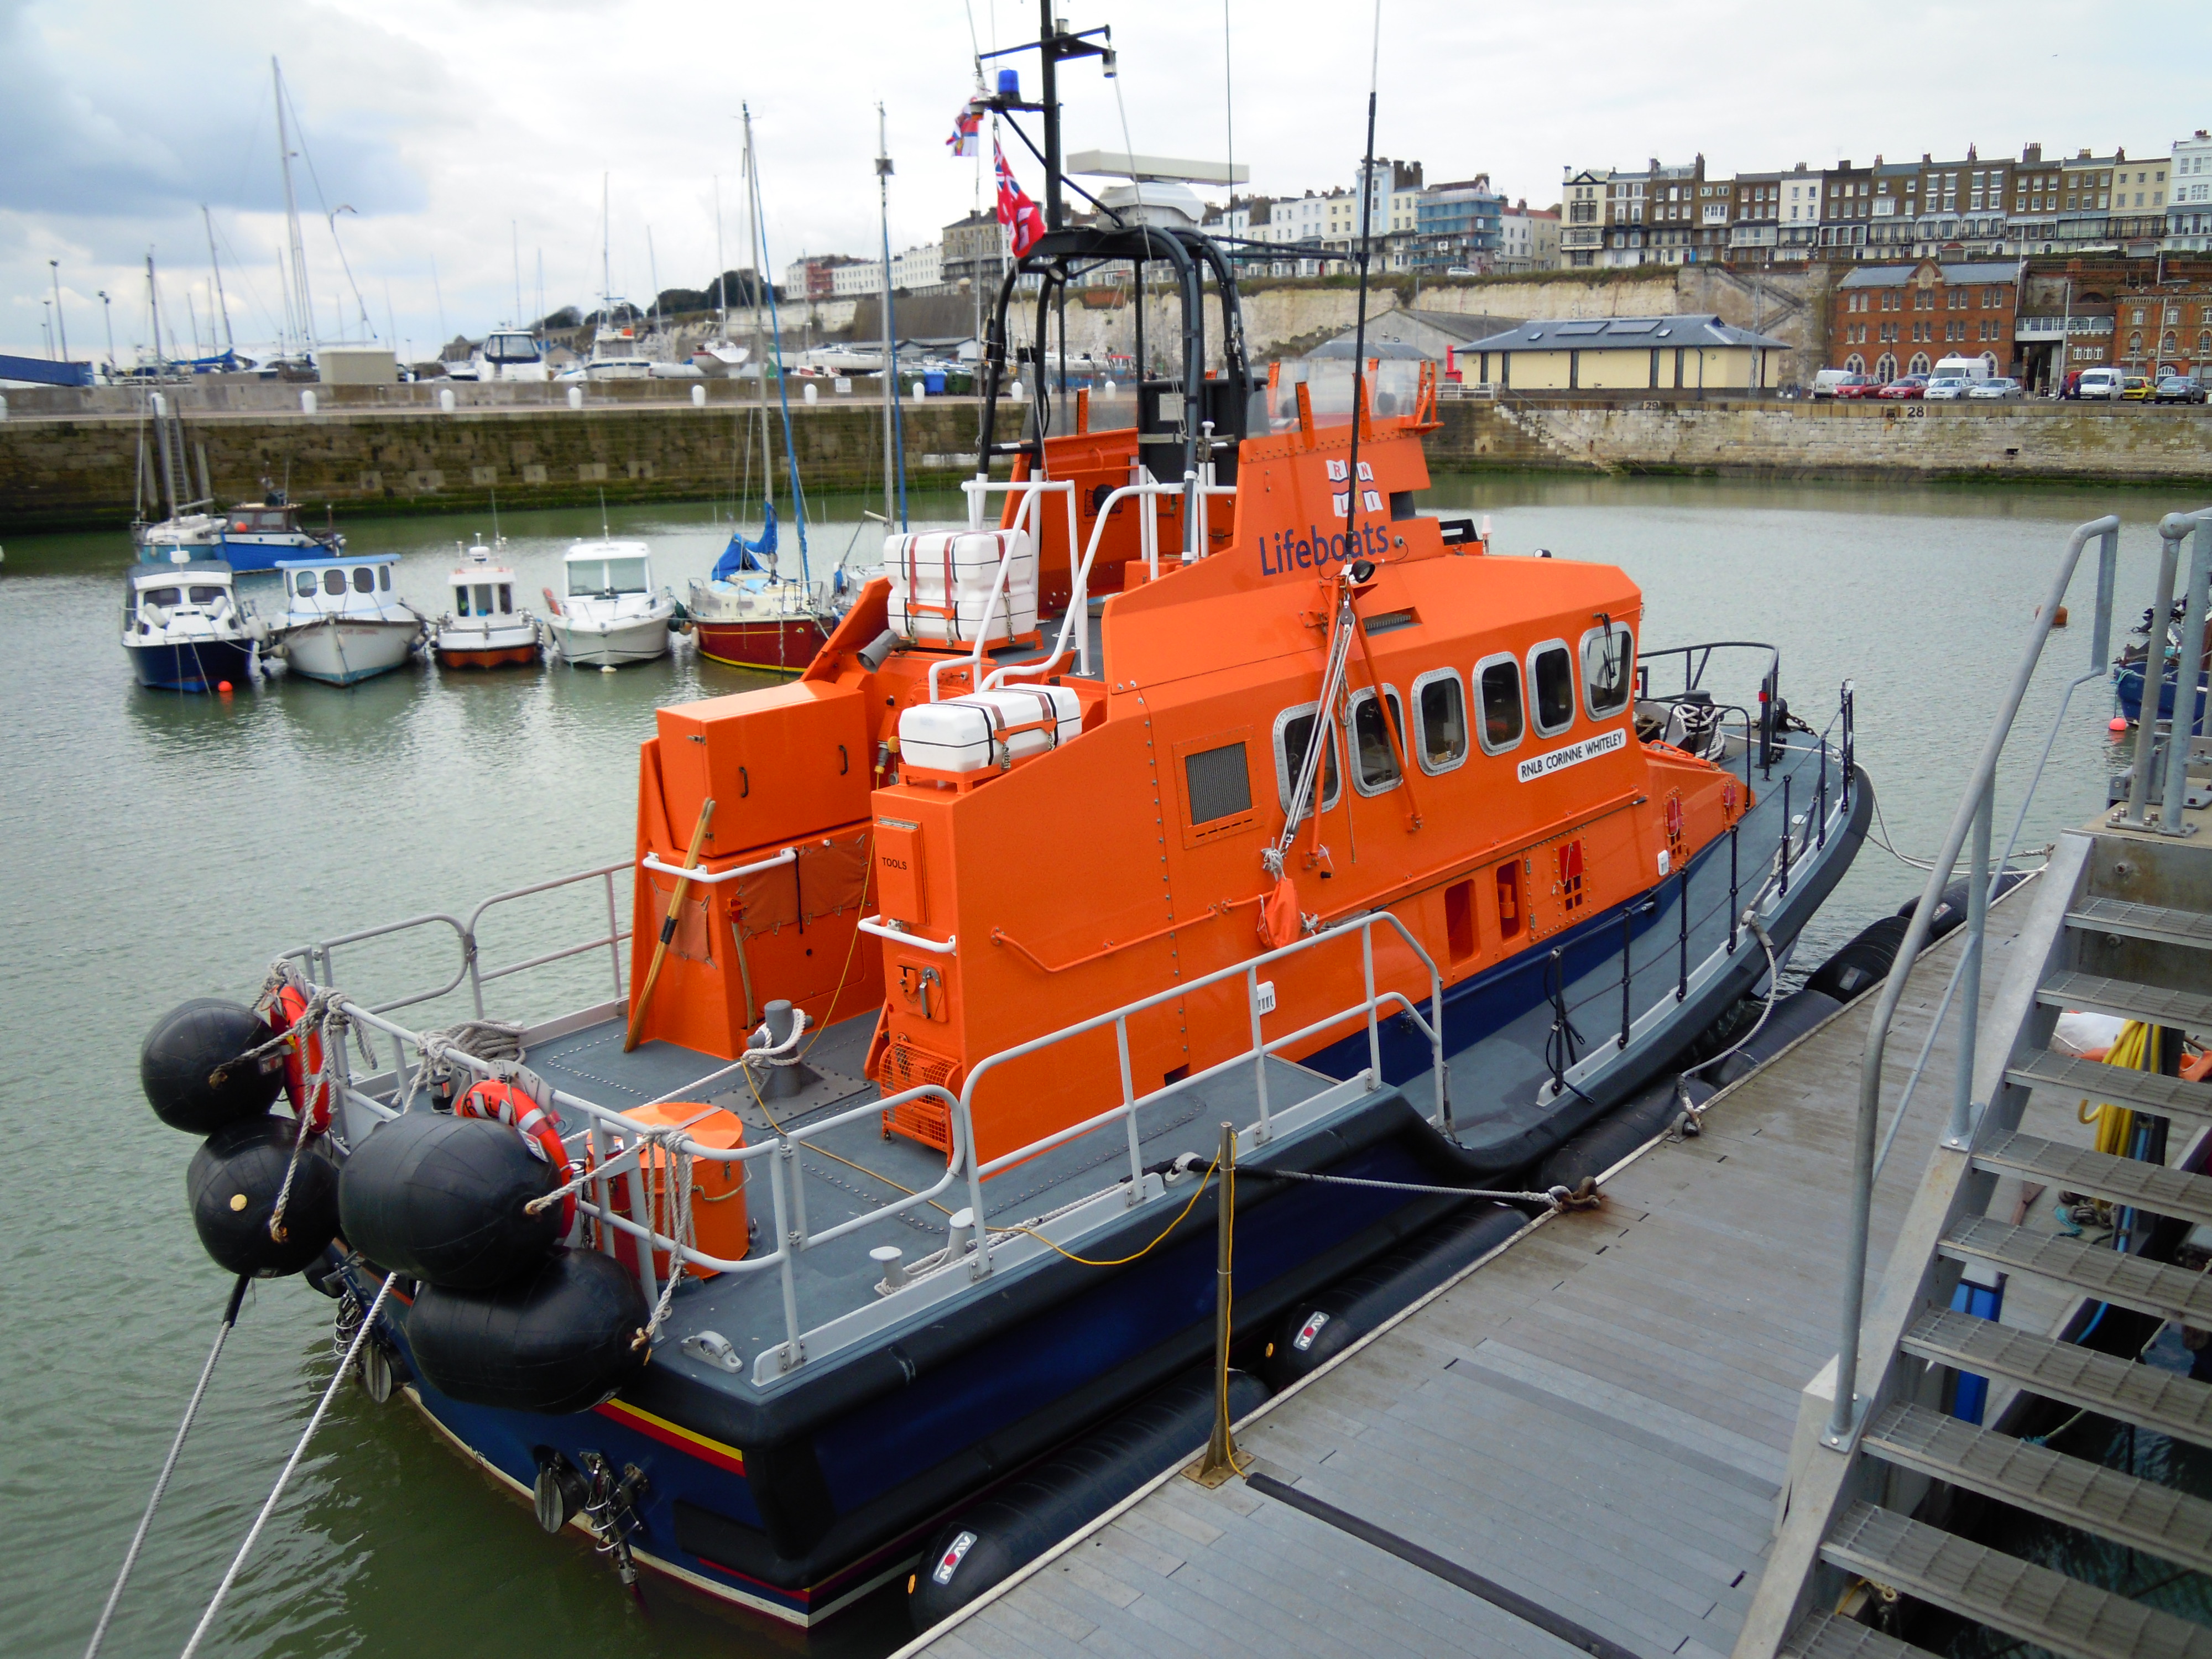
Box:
[1262,1168,1593,1211]
[176,1273,398,1659]
[82,1276,251,1659]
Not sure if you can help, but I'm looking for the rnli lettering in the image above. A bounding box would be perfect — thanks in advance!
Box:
[1515,727,1627,784]
[1256,522,1389,578]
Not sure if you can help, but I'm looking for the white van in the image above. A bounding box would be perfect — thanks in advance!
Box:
[2074,367,2125,400]
[1923,356,1993,400]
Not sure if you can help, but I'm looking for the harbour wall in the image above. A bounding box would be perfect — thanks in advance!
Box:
[2,397,2208,534]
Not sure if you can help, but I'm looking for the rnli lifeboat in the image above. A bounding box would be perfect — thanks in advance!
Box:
[154,22,1869,1629]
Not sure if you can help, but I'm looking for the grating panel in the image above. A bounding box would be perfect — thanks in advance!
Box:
[1822,1503,2212,1659]
[1780,1609,1941,1659]
[2007,1050,2212,1126]
[2037,972,2212,1034]
[1974,1132,2212,1231]
[1865,1404,2212,1575]
[1902,1308,2212,1450]
[2068,899,2212,953]
[1939,1217,2212,1324]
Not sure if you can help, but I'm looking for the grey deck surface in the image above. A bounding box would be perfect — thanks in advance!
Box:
[902,880,2101,1658]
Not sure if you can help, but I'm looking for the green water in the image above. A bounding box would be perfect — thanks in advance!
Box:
[0,476,2193,1657]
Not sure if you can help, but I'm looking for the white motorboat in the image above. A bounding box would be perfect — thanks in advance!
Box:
[121,561,268,691]
[432,539,541,669]
[445,328,551,384]
[269,554,426,685]
[556,317,659,382]
[545,539,678,667]
[690,340,749,377]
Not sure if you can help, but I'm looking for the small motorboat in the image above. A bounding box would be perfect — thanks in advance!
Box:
[432,539,542,669]
[269,554,426,685]
[2111,598,2211,731]
[121,561,264,691]
[137,493,343,573]
[686,505,848,675]
[545,539,679,667]
[691,340,749,377]
[443,328,551,384]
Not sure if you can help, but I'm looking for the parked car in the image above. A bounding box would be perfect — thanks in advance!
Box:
[2154,374,2206,404]
[2074,367,2125,399]
[1967,377,2024,400]
[1877,376,1929,399]
[2120,375,2155,401]
[1834,378,1884,400]
[1923,374,1975,400]
[1813,370,1875,399]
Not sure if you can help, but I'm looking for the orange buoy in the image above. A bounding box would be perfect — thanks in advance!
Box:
[2110,716,2131,733]
[217,680,234,694]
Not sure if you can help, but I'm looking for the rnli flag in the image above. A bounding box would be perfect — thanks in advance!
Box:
[946,109,980,158]
[994,140,1046,257]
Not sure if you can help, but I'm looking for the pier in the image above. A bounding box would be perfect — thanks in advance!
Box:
[898,806,2212,1659]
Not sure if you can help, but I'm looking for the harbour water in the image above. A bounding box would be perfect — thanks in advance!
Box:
[0,475,2191,1657]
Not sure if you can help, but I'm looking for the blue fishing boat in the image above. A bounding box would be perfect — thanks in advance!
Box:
[121,562,262,691]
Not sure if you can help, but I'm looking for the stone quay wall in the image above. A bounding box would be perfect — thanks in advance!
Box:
[4,395,2209,534]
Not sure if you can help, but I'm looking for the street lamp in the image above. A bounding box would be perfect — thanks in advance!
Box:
[50,259,70,360]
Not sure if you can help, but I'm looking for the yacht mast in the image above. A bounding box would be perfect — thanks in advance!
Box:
[743,104,811,578]
[713,174,727,338]
[876,103,905,531]
[272,58,314,354]
[743,115,769,503]
[600,173,612,326]
[202,206,234,354]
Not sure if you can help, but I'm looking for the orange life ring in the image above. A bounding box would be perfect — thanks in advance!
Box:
[272,984,330,1131]
[457,1078,577,1230]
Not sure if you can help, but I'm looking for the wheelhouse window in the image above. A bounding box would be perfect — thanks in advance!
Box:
[1412,669,1468,774]
[187,586,225,605]
[140,587,182,611]
[295,572,317,597]
[473,584,496,615]
[1475,653,1524,753]
[352,567,375,594]
[572,557,649,596]
[1274,704,1342,819]
[322,570,346,597]
[379,566,393,591]
[1530,641,1575,737]
[1348,687,1406,795]
[1580,622,1635,721]
[455,587,473,617]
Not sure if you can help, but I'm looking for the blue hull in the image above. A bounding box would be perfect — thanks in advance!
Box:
[2115,663,2210,732]
[126,638,254,692]
[335,742,1869,1623]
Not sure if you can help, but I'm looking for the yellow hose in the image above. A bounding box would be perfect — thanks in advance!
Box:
[2078,1020,2153,1155]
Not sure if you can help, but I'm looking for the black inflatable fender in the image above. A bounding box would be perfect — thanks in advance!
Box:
[187,1115,342,1277]
[337,1111,563,1291]
[908,1366,1270,1629]
[143,999,285,1134]
[406,1248,650,1416]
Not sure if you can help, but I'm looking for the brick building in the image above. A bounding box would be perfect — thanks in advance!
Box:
[1829,259,2018,382]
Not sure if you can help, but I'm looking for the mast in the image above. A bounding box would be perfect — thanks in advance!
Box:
[273,58,314,354]
[744,103,811,581]
[511,221,522,325]
[877,103,906,531]
[713,174,727,338]
[743,119,771,512]
[202,206,234,354]
[145,252,164,376]
[601,173,613,326]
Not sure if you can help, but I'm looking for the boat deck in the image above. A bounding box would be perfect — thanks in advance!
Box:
[523,1011,1344,1353]
[896,876,2101,1659]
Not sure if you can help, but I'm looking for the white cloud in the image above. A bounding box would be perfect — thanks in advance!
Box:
[4,0,2205,361]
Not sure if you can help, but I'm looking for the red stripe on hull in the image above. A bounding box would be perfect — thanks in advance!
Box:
[435,644,540,668]
[693,618,822,674]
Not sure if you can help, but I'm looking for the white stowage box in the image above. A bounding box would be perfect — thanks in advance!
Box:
[899,685,1083,774]
[885,529,1038,646]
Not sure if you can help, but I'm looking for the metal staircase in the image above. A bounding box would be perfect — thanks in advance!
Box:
[1736,506,2212,1659]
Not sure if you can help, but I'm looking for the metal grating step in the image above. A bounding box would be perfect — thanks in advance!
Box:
[2069,899,2212,953]
[1779,1609,1941,1659]
[1902,1308,2212,1451]
[1939,1217,2212,1326]
[1864,1403,2212,1576]
[1974,1131,2212,1231]
[2007,1050,2212,1128]
[2038,972,2212,1034]
[1820,1501,2212,1659]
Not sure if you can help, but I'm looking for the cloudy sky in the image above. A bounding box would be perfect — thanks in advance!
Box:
[3,0,2203,363]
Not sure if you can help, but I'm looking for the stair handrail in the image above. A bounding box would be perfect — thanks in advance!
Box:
[1827,514,2121,1447]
